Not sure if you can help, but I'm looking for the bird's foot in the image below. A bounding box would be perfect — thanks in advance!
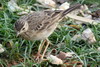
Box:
[34,52,47,63]
[34,52,42,62]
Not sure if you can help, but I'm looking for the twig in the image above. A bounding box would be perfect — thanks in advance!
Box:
[66,14,98,25]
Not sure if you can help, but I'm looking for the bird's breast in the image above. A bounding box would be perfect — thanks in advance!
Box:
[20,23,59,41]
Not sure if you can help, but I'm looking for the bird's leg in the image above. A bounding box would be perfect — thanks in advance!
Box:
[35,39,51,61]
[41,38,50,60]
[35,40,46,60]
[38,40,46,53]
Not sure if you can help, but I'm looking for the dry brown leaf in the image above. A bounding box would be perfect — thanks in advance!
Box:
[11,60,18,65]
[57,51,74,60]
[64,61,83,67]
[91,9,100,18]
[8,64,12,67]
[57,51,68,60]
[69,25,81,30]
[7,60,19,67]
[46,50,83,66]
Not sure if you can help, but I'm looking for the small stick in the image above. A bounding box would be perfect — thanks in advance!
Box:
[66,14,98,25]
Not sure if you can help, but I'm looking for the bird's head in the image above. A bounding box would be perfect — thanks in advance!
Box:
[14,18,29,36]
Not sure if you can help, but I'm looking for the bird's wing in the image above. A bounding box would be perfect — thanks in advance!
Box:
[28,4,81,31]
[28,10,62,31]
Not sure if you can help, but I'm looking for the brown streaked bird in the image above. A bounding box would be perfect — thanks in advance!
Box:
[14,4,81,61]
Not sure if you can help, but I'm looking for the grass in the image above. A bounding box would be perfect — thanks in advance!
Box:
[0,0,100,67]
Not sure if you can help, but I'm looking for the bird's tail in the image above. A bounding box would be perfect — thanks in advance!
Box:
[61,4,81,17]
[46,4,82,27]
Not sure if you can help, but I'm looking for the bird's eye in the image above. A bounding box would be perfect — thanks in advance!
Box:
[22,28,25,30]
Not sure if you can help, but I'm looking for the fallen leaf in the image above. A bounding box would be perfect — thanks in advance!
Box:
[7,60,19,67]
[65,52,75,58]
[91,9,100,18]
[57,51,74,60]
[57,51,68,60]
[82,28,96,44]
[0,44,5,53]
[97,47,100,51]
[47,55,63,65]
[8,0,33,15]
[8,64,12,67]
[11,60,18,65]
[72,28,96,44]
[69,25,81,30]
[59,2,70,10]
[71,34,81,42]
[37,0,56,8]
[7,0,23,12]
[64,61,83,67]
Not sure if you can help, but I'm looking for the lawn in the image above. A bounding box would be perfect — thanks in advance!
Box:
[0,0,100,67]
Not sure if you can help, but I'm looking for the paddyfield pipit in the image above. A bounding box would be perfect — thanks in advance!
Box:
[15,4,81,60]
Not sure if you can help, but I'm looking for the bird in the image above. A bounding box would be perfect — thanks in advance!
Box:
[14,4,81,61]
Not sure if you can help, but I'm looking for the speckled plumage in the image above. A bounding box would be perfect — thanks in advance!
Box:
[15,4,81,40]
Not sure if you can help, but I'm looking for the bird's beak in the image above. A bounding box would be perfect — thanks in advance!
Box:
[17,32,20,37]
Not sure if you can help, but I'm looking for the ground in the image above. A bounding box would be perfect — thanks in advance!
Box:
[0,0,100,67]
